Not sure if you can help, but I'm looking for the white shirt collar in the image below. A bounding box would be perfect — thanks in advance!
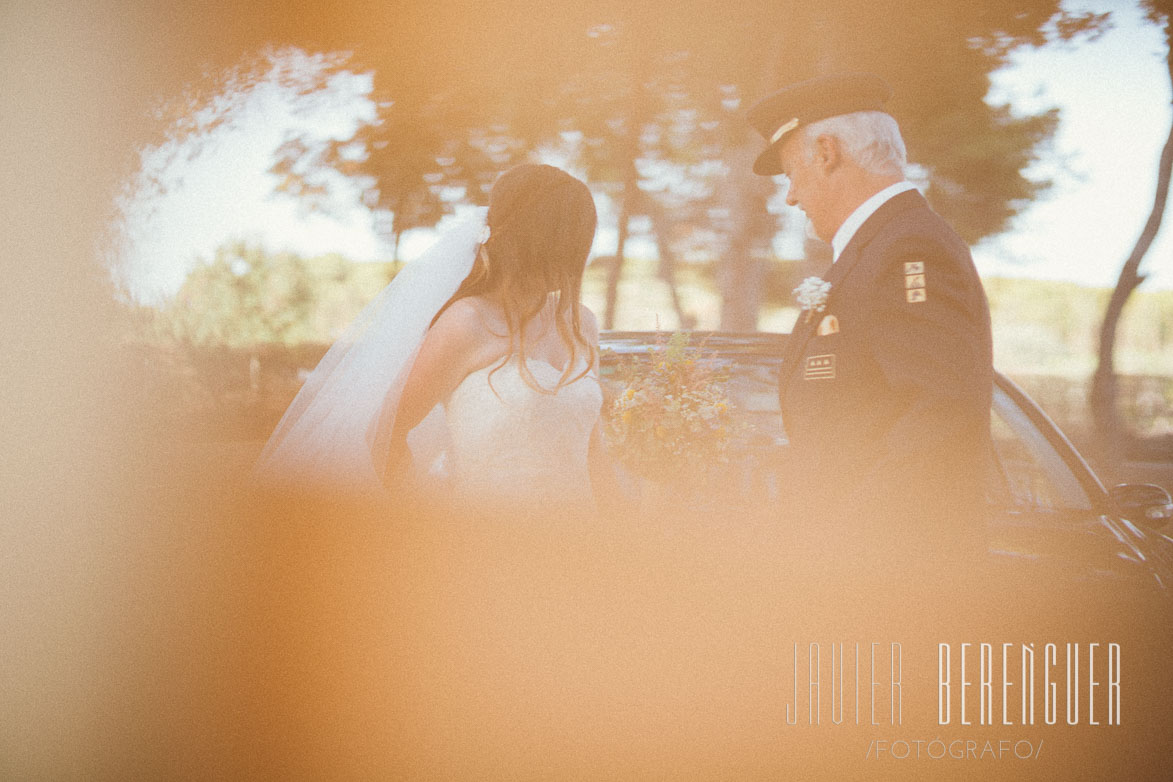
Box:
[831,181,918,262]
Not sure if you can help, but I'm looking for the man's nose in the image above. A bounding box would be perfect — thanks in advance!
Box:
[785,188,799,207]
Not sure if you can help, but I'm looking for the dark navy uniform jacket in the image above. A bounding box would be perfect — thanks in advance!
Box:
[777,189,993,545]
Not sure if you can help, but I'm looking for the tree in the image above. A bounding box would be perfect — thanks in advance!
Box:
[161,243,316,348]
[135,1,1105,330]
[563,1,1104,328]
[547,20,701,329]
[1091,0,1173,466]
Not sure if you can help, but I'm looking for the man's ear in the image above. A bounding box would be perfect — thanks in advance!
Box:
[813,134,840,173]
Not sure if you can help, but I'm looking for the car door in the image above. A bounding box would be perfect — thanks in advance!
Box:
[986,381,1159,586]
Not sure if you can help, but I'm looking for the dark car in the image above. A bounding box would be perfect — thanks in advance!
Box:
[599,331,1173,590]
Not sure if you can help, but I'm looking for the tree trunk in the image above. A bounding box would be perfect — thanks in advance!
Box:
[718,31,785,331]
[645,196,694,329]
[718,137,775,331]
[386,206,401,264]
[604,159,638,330]
[604,57,651,331]
[1090,19,1173,466]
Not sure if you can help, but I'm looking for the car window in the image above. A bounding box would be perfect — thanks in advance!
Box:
[987,386,1093,513]
[600,342,1097,516]
[720,361,787,445]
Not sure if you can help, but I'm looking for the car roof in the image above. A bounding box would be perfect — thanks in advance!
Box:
[601,330,1011,381]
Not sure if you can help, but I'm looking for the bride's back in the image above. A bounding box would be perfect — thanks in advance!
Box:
[429,296,598,512]
[257,164,602,500]
[453,295,594,377]
[446,362,600,517]
[399,164,603,514]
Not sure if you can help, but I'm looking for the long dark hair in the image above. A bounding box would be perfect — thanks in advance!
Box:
[434,164,598,392]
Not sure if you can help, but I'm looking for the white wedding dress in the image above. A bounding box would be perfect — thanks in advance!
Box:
[254,208,605,509]
[439,356,602,517]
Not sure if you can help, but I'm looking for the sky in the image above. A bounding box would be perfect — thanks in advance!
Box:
[111,0,1173,303]
[976,0,1173,289]
[110,51,384,303]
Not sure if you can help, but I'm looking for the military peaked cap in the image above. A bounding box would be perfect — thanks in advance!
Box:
[747,73,893,176]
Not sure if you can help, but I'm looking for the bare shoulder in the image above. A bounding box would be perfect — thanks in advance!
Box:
[421,298,493,360]
[438,294,504,336]
[431,297,482,331]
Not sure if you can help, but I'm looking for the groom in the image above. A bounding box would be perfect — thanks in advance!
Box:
[748,73,993,558]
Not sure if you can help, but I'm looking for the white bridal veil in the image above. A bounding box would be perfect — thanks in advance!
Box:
[254,208,487,494]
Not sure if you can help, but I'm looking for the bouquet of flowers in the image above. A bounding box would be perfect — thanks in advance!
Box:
[604,332,740,484]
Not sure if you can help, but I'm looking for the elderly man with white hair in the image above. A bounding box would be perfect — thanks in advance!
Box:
[748,73,993,563]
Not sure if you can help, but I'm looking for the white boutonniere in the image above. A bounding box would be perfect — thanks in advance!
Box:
[793,276,832,323]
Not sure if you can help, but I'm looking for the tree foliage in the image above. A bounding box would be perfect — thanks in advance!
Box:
[141,243,393,348]
[150,1,1107,328]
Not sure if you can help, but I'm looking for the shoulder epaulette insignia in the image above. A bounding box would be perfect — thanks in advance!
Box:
[903,262,926,302]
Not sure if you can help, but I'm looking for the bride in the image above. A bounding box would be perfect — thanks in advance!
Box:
[255,164,611,516]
